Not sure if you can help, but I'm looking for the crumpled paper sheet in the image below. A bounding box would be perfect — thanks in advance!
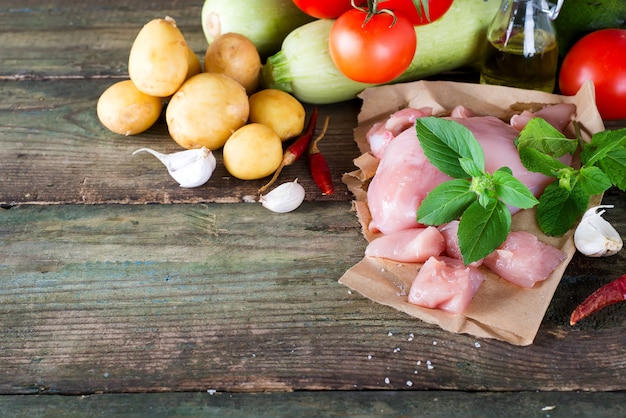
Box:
[340,80,604,346]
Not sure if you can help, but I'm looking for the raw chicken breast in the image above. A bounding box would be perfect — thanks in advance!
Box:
[438,221,483,267]
[365,226,446,263]
[449,116,572,198]
[367,127,453,234]
[482,231,567,288]
[509,103,576,133]
[408,256,486,314]
[366,107,432,158]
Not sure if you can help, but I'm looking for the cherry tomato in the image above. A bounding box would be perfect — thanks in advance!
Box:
[291,0,353,19]
[559,29,626,120]
[329,9,417,84]
[378,0,454,25]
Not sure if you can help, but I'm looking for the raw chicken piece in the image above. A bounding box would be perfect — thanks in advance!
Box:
[509,103,576,133]
[367,127,453,235]
[365,226,446,263]
[449,115,573,198]
[438,221,483,267]
[366,107,432,158]
[408,256,486,314]
[482,231,567,288]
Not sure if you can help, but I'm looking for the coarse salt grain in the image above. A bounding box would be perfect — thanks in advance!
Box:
[393,347,400,353]
[474,342,481,348]
[384,377,390,384]
[368,355,372,360]
[388,331,393,337]
[406,380,413,387]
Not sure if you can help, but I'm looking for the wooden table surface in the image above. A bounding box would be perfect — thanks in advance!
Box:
[1,1,625,416]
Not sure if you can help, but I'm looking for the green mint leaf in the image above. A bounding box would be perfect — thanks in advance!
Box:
[458,198,511,265]
[580,128,626,167]
[459,157,484,178]
[492,169,539,209]
[578,166,612,196]
[416,179,475,225]
[597,148,626,190]
[515,117,578,157]
[415,117,485,178]
[536,180,590,236]
[518,146,571,177]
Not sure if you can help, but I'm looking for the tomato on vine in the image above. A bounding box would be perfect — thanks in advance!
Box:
[291,0,353,19]
[381,0,454,25]
[328,1,417,84]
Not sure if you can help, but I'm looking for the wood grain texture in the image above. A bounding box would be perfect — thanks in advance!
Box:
[1,0,626,404]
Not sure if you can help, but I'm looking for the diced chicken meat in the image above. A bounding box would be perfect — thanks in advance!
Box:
[438,221,483,267]
[408,256,486,314]
[365,226,446,263]
[366,107,433,159]
[482,231,567,288]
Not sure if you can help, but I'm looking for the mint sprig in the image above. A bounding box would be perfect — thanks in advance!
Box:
[516,117,626,236]
[415,117,539,265]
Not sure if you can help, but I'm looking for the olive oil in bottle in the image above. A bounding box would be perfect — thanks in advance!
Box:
[480,0,563,93]
[480,30,558,93]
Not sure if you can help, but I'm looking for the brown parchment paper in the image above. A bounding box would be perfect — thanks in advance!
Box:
[339,80,605,346]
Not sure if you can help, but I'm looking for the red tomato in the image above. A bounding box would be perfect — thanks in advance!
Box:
[379,0,454,25]
[291,0,353,19]
[559,29,626,120]
[329,9,417,84]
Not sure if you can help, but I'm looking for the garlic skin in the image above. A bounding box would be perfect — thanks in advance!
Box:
[133,146,216,188]
[260,179,306,213]
[574,205,623,257]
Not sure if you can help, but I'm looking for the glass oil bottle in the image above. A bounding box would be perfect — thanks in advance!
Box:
[480,0,563,93]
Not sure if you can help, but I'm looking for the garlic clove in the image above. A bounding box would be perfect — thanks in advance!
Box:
[133,146,216,188]
[260,179,306,213]
[574,205,623,257]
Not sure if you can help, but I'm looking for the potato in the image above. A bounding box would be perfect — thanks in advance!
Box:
[128,17,189,97]
[248,89,305,141]
[223,123,283,180]
[185,46,202,80]
[166,72,249,150]
[96,80,162,135]
[204,33,262,94]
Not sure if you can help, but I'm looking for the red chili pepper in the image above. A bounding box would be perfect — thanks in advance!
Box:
[259,107,318,194]
[570,273,626,325]
[308,116,334,195]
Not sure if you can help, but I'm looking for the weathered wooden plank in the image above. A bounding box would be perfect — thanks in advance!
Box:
[1,391,625,418]
[0,79,362,205]
[0,1,206,79]
[1,201,624,395]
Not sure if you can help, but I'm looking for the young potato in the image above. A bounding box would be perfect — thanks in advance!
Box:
[166,72,249,150]
[204,32,262,94]
[96,80,162,136]
[222,123,283,180]
[248,89,305,141]
[185,46,202,80]
[128,16,190,97]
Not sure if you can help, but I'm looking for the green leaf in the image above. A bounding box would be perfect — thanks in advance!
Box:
[518,146,571,177]
[459,157,484,178]
[578,166,612,196]
[597,148,626,190]
[415,117,485,179]
[416,179,474,225]
[492,169,539,209]
[535,181,590,236]
[515,117,578,157]
[580,128,626,167]
[458,199,511,265]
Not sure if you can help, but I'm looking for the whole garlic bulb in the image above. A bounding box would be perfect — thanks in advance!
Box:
[133,146,216,188]
[260,179,306,213]
[574,205,623,257]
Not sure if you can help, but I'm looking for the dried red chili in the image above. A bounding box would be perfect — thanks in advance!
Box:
[570,273,626,325]
[308,116,334,195]
[259,107,318,194]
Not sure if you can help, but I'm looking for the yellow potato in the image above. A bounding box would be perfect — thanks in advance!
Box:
[185,46,202,81]
[223,123,283,180]
[204,33,262,94]
[128,17,189,97]
[166,72,249,150]
[96,80,162,135]
[248,89,305,141]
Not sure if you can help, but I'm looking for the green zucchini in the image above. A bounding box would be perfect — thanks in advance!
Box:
[262,0,500,104]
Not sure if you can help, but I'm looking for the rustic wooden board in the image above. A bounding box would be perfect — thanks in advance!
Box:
[1,200,625,395]
[1,391,625,417]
